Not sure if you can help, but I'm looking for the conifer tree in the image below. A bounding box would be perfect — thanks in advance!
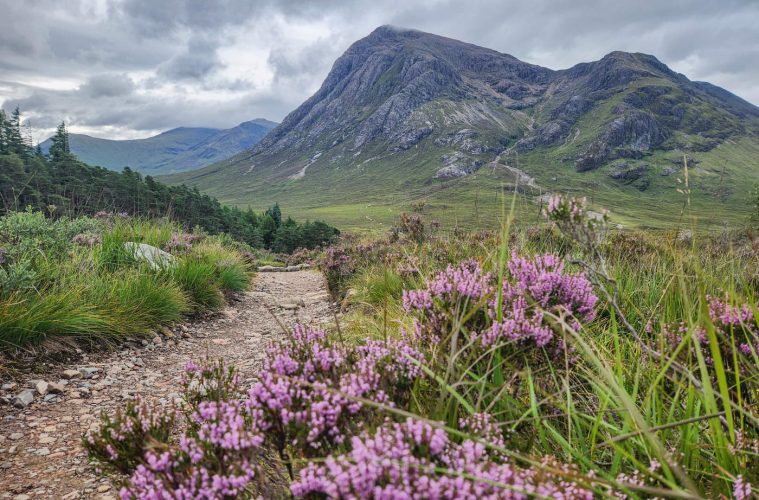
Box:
[48,121,71,161]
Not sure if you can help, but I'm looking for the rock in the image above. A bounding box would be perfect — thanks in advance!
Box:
[298,263,311,270]
[678,229,693,243]
[2,382,18,391]
[35,447,50,456]
[79,367,101,379]
[257,265,277,272]
[43,394,60,403]
[97,484,112,493]
[608,162,649,182]
[35,381,49,396]
[9,432,23,440]
[62,369,82,380]
[285,265,301,272]
[124,242,176,270]
[12,389,34,408]
[13,495,31,500]
[661,166,677,176]
[48,382,65,394]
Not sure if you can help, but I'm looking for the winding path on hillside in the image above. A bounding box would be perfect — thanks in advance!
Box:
[0,271,333,500]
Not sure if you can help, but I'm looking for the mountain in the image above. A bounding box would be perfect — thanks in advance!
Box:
[167,26,759,229]
[41,119,277,174]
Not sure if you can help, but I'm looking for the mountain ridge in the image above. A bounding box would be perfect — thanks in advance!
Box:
[41,118,277,174]
[166,26,759,229]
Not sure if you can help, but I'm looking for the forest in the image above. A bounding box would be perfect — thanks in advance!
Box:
[0,109,339,253]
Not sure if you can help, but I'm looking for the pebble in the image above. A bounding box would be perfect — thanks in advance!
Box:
[1,382,18,391]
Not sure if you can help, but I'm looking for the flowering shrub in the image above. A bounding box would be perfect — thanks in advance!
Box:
[404,255,597,359]
[247,326,422,459]
[121,399,264,499]
[291,418,594,499]
[84,398,175,474]
[94,210,129,220]
[544,195,608,251]
[166,233,205,255]
[659,294,758,372]
[483,252,597,355]
[180,358,242,407]
[707,294,758,360]
[321,246,355,298]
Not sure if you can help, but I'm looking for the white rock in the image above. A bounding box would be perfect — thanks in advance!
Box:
[35,381,49,396]
[48,382,65,394]
[124,242,176,270]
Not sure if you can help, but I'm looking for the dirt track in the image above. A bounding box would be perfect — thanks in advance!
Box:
[0,271,333,499]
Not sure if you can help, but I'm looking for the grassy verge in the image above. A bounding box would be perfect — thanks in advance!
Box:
[0,210,254,352]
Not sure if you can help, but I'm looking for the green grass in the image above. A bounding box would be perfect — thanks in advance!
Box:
[328,208,759,496]
[0,212,253,351]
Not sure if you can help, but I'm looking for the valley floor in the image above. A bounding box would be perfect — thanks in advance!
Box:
[0,271,333,499]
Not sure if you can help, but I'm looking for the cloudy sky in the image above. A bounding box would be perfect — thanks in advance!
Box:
[1,0,757,141]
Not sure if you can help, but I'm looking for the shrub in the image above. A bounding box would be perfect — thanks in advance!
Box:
[84,398,175,474]
[321,246,355,298]
[247,326,422,460]
[291,418,594,499]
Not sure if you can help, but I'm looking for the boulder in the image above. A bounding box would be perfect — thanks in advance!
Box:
[124,242,176,270]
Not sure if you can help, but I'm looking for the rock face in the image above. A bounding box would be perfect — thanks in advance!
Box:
[170,26,759,209]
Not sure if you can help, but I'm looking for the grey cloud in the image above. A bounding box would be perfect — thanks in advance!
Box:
[0,0,757,140]
[79,74,136,98]
[158,39,223,81]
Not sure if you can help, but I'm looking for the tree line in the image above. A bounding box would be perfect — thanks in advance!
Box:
[0,109,339,253]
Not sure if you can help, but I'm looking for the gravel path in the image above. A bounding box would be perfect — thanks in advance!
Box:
[0,271,333,499]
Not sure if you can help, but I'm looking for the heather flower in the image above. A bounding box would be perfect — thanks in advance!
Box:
[291,418,594,499]
[84,398,175,474]
[660,295,759,371]
[247,325,423,457]
[481,252,597,353]
[733,475,754,500]
[404,254,597,361]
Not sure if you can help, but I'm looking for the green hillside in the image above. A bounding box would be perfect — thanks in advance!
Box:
[165,27,759,231]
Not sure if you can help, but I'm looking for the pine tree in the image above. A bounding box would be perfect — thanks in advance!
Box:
[266,203,282,227]
[7,107,28,157]
[0,110,7,155]
[48,121,72,161]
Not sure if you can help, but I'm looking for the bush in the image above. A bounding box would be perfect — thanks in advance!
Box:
[84,398,175,474]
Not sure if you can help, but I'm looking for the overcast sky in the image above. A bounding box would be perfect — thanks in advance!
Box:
[1,0,757,141]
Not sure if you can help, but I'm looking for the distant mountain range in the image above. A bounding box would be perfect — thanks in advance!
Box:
[166,26,759,229]
[41,119,277,174]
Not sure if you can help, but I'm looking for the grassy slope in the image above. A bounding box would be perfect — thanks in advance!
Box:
[165,77,759,233]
